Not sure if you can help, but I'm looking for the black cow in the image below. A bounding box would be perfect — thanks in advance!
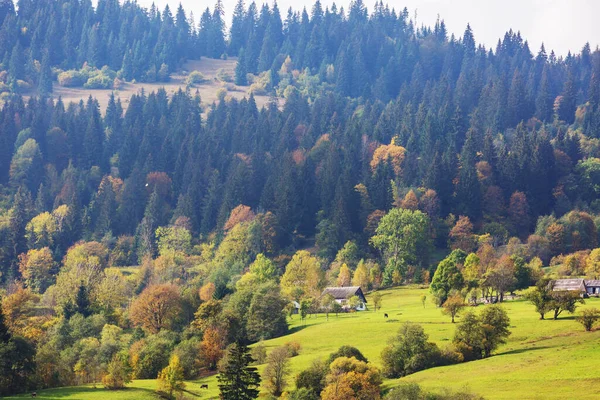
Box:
[201,384,209,389]
[384,313,388,318]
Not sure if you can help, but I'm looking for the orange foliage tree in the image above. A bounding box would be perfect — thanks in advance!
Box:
[200,326,225,370]
[370,139,406,177]
[224,204,256,231]
[129,284,182,333]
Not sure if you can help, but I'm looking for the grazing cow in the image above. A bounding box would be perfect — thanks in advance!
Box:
[384,313,388,318]
[200,384,209,389]
[31,393,37,398]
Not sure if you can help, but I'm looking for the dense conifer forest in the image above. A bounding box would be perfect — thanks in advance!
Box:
[1,0,600,397]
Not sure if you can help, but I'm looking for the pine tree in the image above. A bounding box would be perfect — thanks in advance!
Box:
[558,71,577,124]
[535,65,552,121]
[38,50,53,95]
[8,41,24,81]
[75,282,92,317]
[235,48,248,85]
[218,342,261,400]
[229,0,246,56]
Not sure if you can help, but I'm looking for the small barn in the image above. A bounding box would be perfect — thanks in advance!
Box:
[585,280,600,296]
[551,279,600,297]
[321,286,367,311]
[552,279,587,292]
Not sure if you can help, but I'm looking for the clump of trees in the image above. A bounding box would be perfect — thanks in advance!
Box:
[525,280,584,320]
[453,305,511,361]
[381,322,462,378]
[292,345,380,400]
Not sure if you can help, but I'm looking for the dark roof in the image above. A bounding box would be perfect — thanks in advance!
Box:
[552,279,586,291]
[321,286,367,303]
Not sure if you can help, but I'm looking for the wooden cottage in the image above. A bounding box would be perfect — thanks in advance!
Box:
[321,286,367,311]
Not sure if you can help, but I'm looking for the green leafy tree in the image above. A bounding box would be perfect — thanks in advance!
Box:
[381,322,442,378]
[453,305,511,360]
[371,208,431,284]
[430,250,466,306]
[549,290,584,320]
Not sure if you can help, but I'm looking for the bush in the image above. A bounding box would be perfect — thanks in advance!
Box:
[327,345,368,364]
[216,68,233,82]
[58,70,88,87]
[16,80,32,91]
[295,360,327,396]
[216,88,227,101]
[577,308,600,331]
[284,341,301,357]
[250,341,267,364]
[84,74,113,89]
[186,71,206,86]
[384,383,484,400]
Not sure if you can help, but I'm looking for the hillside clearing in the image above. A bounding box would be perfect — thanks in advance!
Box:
[27,58,276,114]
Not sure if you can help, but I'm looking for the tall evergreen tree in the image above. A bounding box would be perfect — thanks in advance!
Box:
[218,342,261,400]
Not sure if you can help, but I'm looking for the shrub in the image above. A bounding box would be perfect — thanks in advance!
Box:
[186,71,206,86]
[58,70,88,87]
[216,68,233,82]
[327,345,368,364]
[284,341,301,357]
[84,74,113,89]
[295,360,327,396]
[250,341,267,364]
[216,88,227,101]
[577,308,600,331]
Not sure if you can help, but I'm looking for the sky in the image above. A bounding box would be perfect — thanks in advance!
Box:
[130,0,599,56]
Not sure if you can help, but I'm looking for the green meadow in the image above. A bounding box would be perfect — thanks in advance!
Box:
[8,287,600,400]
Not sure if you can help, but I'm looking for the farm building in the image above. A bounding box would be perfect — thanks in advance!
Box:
[552,279,600,296]
[321,286,367,311]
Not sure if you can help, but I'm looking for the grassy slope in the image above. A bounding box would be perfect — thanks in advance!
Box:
[8,287,600,399]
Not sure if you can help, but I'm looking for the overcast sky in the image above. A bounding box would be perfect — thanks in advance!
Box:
[132,0,598,56]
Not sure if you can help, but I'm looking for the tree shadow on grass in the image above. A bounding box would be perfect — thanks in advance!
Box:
[288,324,310,334]
[498,345,552,356]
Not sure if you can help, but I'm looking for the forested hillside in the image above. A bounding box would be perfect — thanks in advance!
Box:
[1,0,600,397]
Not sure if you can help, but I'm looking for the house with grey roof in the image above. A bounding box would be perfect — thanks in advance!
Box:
[321,286,367,311]
[552,279,600,296]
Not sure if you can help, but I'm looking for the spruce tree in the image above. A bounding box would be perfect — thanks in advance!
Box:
[235,48,248,85]
[558,71,577,124]
[218,342,261,400]
[75,282,92,317]
[8,41,24,81]
[229,0,246,56]
[38,50,53,95]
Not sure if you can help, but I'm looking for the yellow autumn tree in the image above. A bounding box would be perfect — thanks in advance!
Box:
[280,250,323,300]
[337,264,352,287]
[370,139,406,176]
[352,260,369,291]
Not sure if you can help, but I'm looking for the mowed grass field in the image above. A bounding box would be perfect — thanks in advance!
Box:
[8,286,600,399]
